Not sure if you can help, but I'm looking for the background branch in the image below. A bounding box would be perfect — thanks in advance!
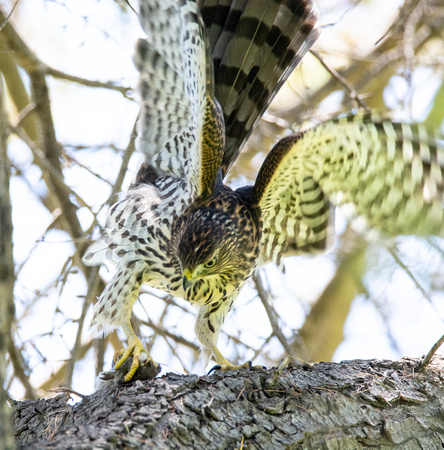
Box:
[0,60,16,449]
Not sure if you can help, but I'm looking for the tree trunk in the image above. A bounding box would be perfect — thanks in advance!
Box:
[0,74,16,449]
[13,357,444,449]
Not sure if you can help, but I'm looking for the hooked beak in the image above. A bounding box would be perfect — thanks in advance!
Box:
[182,268,193,291]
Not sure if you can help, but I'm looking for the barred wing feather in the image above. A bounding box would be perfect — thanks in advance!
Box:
[254,115,444,266]
[135,0,221,197]
[199,0,320,175]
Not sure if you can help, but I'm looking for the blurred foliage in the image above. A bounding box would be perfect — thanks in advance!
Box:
[0,0,443,401]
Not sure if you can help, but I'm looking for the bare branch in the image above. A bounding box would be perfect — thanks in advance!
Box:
[6,339,37,400]
[106,121,137,206]
[418,334,444,371]
[310,50,370,112]
[0,13,87,249]
[0,59,20,446]
[65,267,101,388]
[252,271,295,357]
[387,245,432,303]
[37,341,93,394]
[0,0,20,32]
[46,67,133,99]
[140,318,199,353]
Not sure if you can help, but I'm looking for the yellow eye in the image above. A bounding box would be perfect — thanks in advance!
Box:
[205,258,216,268]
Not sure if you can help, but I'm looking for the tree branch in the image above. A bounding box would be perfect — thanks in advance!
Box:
[46,67,133,98]
[0,11,87,255]
[253,271,295,358]
[12,357,444,448]
[0,60,17,449]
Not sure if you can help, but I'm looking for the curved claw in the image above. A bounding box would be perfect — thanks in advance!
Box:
[114,337,157,382]
[208,361,253,374]
[208,345,266,374]
[208,364,222,375]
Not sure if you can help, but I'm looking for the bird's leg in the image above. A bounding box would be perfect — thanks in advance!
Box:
[195,302,253,372]
[210,344,252,371]
[94,260,158,381]
[114,322,157,382]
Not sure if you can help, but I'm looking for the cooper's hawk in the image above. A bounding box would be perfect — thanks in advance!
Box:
[84,0,444,381]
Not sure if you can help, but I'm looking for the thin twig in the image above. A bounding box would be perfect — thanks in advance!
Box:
[46,67,133,99]
[106,120,138,206]
[417,334,444,371]
[311,50,370,112]
[63,151,114,187]
[249,333,274,364]
[0,9,99,264]
[6,339,37,400]
[140,318,199,352]
[0,0,20,31]
[375,0,421,46]
[124,0,138,15]
[11,126,90,210]
[162,336,191,375]
[387,245,432,303]
[252,271,295,358]
[65,266,101,388]
[48,387,87,399]
[37,341,94,393]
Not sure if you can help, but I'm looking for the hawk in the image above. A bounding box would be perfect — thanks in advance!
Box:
[84,0,444,381]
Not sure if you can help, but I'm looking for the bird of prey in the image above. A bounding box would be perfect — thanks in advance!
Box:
[84,0,444,381]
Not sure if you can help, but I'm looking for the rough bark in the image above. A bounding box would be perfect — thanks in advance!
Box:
[13,357,444,449]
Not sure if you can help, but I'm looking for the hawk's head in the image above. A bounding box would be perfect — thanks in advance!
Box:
[174,199,260,305]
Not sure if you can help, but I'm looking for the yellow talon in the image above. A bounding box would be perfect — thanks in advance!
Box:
[211,345,255,371]
[217,361,252,371]
[114,323,158,382]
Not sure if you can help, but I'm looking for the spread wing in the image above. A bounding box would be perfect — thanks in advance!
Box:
[253,114,444,266]
[84,0,224,267]
[198,0,320,175]
[135,0,223,199]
